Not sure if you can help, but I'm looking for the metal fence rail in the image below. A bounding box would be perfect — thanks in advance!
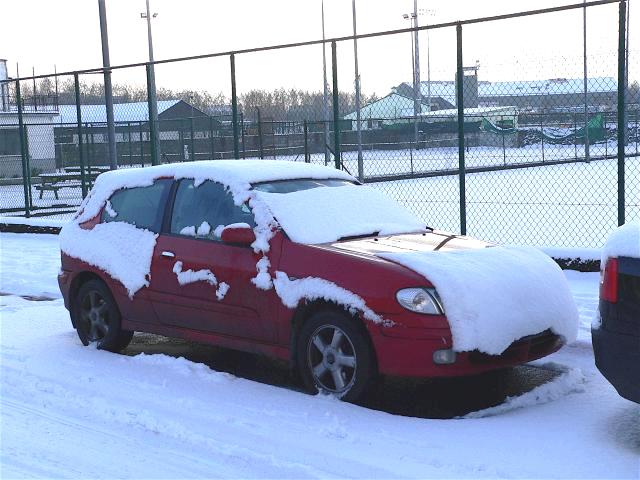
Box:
[0,0,636,248]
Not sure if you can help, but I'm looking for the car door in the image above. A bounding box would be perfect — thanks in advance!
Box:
[100,178,173,326]
[147,179,279,343]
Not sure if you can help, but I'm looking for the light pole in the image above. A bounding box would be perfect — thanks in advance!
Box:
[402,6,435,146]
[141,0,160,164]
[352,0,364,182]
[98,0,117,170]
[582,0,590,162]
[321,0,330,165]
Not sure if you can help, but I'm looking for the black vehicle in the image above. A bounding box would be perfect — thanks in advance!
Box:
[592,256,640,403]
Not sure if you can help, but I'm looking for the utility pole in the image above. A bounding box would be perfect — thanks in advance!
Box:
[321,0,330,165]
[352,0,364,182]
[142,0,160,164]
[98,0,117,170]
[412,0,421,146]
[583,0,590,162]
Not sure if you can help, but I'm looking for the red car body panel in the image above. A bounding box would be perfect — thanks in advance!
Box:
[59,200,564,379]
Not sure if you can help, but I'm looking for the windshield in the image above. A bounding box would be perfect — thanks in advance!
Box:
[252,178,356,194]
[254,183,427,244]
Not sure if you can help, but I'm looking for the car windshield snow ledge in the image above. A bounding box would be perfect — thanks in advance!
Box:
[254,184,427,245]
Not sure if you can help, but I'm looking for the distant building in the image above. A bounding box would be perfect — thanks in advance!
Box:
[55,99,221,166]
[0,59,59,177]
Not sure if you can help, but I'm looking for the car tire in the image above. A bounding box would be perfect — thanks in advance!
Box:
[296,309,376,403]
[74,279,133,352]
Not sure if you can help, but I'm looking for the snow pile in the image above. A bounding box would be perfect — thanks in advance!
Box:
[59,222,157,297]
[272,271,384,324]
[256,184,426,244]
[380,246,579,354]
[173,261,229,300]
[601,220,640,263]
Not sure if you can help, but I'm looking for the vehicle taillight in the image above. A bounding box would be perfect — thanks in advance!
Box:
[600,257,618,303]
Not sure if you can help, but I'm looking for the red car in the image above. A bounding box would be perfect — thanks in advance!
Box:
[58,161,571,402]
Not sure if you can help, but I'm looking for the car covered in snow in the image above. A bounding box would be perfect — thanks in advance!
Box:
[58,160,578,402]
[592,222,640,404]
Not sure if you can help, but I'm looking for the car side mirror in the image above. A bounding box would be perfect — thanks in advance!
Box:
[220,224,256,246]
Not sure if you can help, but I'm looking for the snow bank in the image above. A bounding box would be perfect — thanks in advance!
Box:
[380,246,579,354]
[601,220,640,263]
[59,221,157,297]
[256,184,426,244]
[272,271,384,324]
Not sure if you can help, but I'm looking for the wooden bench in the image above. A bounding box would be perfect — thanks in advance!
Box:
[35,181,83,199]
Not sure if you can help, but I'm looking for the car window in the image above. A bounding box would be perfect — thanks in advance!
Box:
[170,179,256,240]
[101,179,172,233]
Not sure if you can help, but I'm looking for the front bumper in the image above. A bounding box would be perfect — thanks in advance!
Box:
[592,326,640,404]
[370,323,563,378]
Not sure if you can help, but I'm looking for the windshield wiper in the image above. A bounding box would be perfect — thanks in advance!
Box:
[337,231,380,242]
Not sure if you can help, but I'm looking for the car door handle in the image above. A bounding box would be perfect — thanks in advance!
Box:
[161,251,175,258]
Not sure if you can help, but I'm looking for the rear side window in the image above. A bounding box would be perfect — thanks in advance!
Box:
[170,179,255,240]
[101,179,172,232]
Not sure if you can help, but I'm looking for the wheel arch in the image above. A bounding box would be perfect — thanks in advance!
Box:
[288,299,378,375]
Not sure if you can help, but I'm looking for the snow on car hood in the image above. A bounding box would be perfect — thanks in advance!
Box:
[327,231,492,256]
[378,246,579,355]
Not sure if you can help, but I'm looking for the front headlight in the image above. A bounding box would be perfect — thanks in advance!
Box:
[396,288,443,315]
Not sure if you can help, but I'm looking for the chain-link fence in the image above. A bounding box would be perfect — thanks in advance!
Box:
[0,0,636,248]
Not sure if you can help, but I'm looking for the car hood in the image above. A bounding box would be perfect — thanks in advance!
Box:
[323,230,492,257]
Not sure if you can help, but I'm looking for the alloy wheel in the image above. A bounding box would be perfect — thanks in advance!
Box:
[307,325,357,394]
[78,290,110,342]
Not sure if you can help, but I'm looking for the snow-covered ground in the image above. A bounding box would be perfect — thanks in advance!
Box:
[1,232,638,478]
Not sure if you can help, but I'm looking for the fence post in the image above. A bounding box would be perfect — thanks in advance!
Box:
[146,63,159,165]
[128,121,133,166]
[541,113,545,163]
[240,112,246,159]
[617,0,627,226]
[304,120,310,163]
[139,121,144,166]
[256,107,264,159]
[502,115,506,166]
[455,23,466,236]
[331,41,341,170]
[73,73,88,198]
[190,116,195,162]
[230,54,240,159]
[209,116,215,160]
[573,112,578,160]
[15,79,31,217]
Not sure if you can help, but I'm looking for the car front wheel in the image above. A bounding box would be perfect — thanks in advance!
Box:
[74,279,133,352]
[297,310,375,403]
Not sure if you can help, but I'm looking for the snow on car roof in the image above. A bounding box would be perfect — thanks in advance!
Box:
[74,160,355,224]
[601,220,640,264]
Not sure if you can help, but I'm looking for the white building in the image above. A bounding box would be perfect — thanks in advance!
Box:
[0,59,58,177]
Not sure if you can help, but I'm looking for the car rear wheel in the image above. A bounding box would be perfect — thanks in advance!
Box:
[74,279,133,352]
[296,310,375,403]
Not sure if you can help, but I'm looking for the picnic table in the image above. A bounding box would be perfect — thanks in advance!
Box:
[35,166,110,199]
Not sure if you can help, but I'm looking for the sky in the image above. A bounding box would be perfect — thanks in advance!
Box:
[1,0,637,98]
